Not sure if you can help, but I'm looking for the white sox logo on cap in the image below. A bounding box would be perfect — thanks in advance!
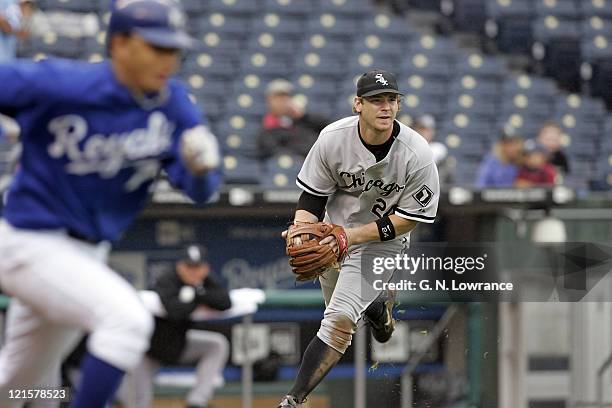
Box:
[375,73,389,86]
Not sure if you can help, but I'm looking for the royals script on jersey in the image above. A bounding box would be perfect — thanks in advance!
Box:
[297,116,440,248]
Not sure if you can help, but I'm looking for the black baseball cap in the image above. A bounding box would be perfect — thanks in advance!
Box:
[356,69,403,97]
[179,245,207,265]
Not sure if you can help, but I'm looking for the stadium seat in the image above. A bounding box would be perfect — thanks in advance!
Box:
[440,132,488,160]
[293,51,347,77]
[206,0,258,16]
[184,74,230,99]
[263,0,317,18]
[299,34,350,57]
[534,0,579,19]
[223,154,263,185]
[532,16,582,91]
[262,154,304,190]
[407,0,441,12]
[582,36,612,62]
[499,93,553,120]
[179,0,209,15]
[239,52,292,77]
[399,52,454,81]
[215,115,261,158]
[443,0,487,33]
[446,93,497,120]
[455,52,507,81]
[191,13,251,37]
[494,115,542,139]
[485,0,533,54]
[351,34,407,58]
[440,114,494,140]
[181,53,237,79]
[319,0,373,18]
[501,74,559,102]
[348,52,400,75]
[246,32,296,56]
[449,76,500,102]
[401,94,447,118]
[362,13,417,41]
[192,32,245,57]
[554,94,607,123]
[580,0,612,19]
[225,92,267,119]
[251,13,306,39]
[29,34,83,59]
[306,13,360,39]
[409,35,458,63]
[582,16,612,40]
[401,74,451,100]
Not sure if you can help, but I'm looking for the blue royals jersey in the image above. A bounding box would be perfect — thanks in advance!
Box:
[0,59,221,242]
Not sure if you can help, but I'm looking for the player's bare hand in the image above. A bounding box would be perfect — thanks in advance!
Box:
[319,235,339,254]
[180,125,220,176]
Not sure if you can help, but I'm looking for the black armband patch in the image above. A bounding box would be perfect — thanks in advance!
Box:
[376,216,396,241]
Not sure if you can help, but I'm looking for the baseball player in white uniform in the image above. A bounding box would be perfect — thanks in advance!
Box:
[278,69,440,407]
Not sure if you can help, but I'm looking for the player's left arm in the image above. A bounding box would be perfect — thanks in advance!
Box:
[163,90,222,204]
[341,215,419,247]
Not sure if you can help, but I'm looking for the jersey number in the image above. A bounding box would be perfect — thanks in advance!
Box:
[371,198,397,219]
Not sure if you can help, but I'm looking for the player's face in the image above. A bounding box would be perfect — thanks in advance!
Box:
[112,34,180,92]
[355,93,399,133]
[177,261,210,286]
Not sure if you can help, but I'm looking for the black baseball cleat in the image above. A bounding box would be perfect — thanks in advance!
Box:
[277,395,302,407]
[365,289,397,343]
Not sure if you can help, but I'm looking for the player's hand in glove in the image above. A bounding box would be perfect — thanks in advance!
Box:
[285,221,349,282]
[180,125,221,176]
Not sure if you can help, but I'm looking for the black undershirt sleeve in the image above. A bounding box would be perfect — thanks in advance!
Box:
[296,191,328,221]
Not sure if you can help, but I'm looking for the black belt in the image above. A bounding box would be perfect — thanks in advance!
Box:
[67,230,101,245]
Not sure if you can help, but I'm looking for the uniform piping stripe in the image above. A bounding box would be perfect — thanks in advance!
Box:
[296,177,329,196]
[395,208,436,221]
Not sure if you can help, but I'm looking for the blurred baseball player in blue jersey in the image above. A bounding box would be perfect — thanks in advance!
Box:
[0,0,222,407]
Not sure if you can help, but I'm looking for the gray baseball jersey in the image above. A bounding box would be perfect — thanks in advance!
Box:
[296,116,440,249]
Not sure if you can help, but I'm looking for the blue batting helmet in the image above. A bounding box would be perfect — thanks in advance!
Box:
[107,0,195,50]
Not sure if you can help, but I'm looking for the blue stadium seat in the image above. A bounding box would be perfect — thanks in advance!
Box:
[446,93,497,120]
[499,94,553,120]
[348,52,400,75]
[261,155,303,190]
[554,94,606,122]
[495,115,542,139]
[440,133,488,159]
[449,76,500,102]
[291,73,338,98]
[320,0,373,18]
[29,34,83,59]
[251,13,306,38]
[582,16,612,38]
[215,115,261,158]
[409,35,458,63]
[400,74,451,100]
[399,53,453,81]
[225,92,267,119]
[181,53,237,79]
[580,0,612,19]
[532,16,582,91]
[239,52,292,77]
[192,32,245,57]
[582,36,612,62]
[206,0,258,16]
[362,13,417,41]
[263,0,317,18]
[441,114,495,140]
[407,0,441,11]
[180,0,209,15]
[184,74,230,99]
[534,0,579,19]
[351,34,407,58]
[333,91,355,119]
[400,94,447,118]
[246,32,296,56]
[485,0,533,54]
[455,52,507,80]
[231,73,273,98]
[293,51,347,77]
[501,74,558,101]
[306,14,360,39]
[444,0,487,32]
[299,34,350,57]
[223,154,263,184]
[192,13,251,37]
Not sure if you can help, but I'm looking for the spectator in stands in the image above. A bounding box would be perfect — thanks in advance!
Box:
[414,114,451,188]
[475,130,523,189]
[515,140,557,188]
[0,0,21,61]
[257,79,328,161]
[537,121,570,175]
[118,245,231,408]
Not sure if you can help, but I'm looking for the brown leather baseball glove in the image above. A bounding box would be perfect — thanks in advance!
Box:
[285,221,349,281]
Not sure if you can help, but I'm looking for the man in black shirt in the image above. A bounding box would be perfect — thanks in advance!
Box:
[118,245,231,408]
